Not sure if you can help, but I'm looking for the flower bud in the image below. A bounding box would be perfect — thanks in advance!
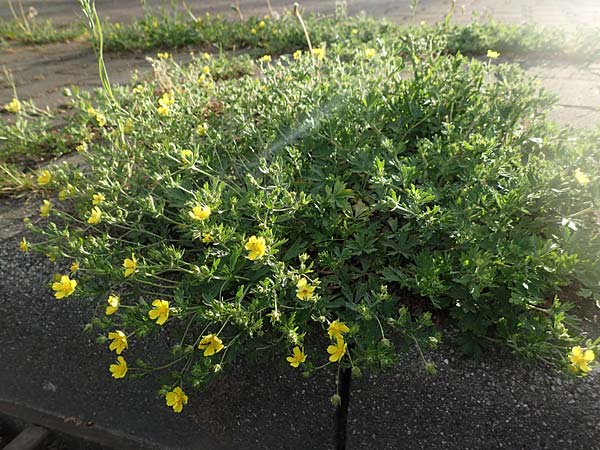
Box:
[425,361,437,376]
[428,336,439,349]
[330,394,342,407]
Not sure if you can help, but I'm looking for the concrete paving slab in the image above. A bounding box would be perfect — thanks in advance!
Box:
[2,0,600,29]
[346,348,600,450]
[521,59,600,127]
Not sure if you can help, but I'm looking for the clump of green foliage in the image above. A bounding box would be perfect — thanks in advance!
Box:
[23,34,600,411]
[2,4,599,62]
[443,20,600,59]
[0,53,255,195]
[101,11,600,61]
[0,93,89,195]
[0,18,84,44]
[0,102,89,166]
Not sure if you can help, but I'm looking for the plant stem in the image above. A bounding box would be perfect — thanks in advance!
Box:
[294,3,314,63]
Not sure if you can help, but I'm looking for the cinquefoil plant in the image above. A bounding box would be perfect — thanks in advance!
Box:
[25,36,600,413]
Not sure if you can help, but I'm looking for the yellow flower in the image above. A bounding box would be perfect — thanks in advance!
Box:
[5,98,21,113]
[95,113,106,127]
[189,204,211,221]
[569,346,595,373]
[157,52,171,59]
[202,65,211,75]
[198,333,225,357]
[245,235,266,260]
[328,320,350,340]
[196,122,208,136]
[311,47,326,60]
[87,206,102,224]
[132,84,145,94]
[286,346,307,368]
[67,183,76,194]
[364,48,377,59]
[202,232,214,243]
[251,28,257,34]
[40,200,52,217]
[181,149,194,164]
[152,19,159,28]
[159,92,175,107]
[51,275,77,299]
[327,336,347,362]
[486,50,500,59]
[109,356,128,379]
[149,299,170,325]
[92,193,105,205]
[296,278,316,301]
[106,294,120,315]
[157,105,170,116]
[19,237,29,252]
[351,28,358,35]
[37,170,52,186]
[293,49,302,60]
[108,330,128,354]
[157,92,174,116]
[165,387,188,413]
[87,106,97,116]
[69,261,79,273]
[76,142,88,152]
[258,20,266,28]
[575,168,590,185]
[123,253,137,277]
[203,52,211,60]
[260,54,272,63]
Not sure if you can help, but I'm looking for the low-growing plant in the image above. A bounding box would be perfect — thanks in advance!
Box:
[3,4,599,62]
[0,0,83,43]
[100,10,600,61]
[0,51,256,195]
[0,18,84,44]
[0,162,35,195]
[0,96,89,167]
[23,33,600,414]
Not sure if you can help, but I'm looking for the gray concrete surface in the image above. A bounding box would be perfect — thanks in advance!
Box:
[1,0,600,28]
